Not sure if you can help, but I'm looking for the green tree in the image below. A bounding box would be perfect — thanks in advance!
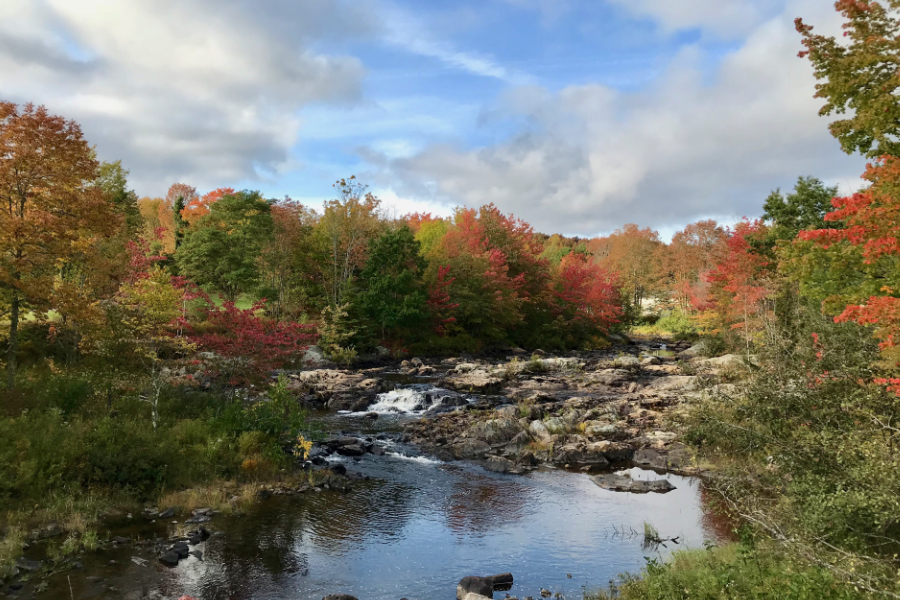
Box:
[763,176,839,242]
[96,160,142,234]
[357,226,429,342]
[176,191,274,301]
[797,1,900,157]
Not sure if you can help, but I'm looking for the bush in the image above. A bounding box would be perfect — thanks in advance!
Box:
[655,310,698,338]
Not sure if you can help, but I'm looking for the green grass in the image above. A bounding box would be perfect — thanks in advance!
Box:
[586,543,869,600]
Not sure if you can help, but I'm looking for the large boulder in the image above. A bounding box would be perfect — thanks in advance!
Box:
[612,355,641,369]
[543,416,569,435]
[303,345,330,367]
[457,573,514,600]
[448,439,492,460]
[553,444,609,467]
[591,473,676,494]
[633,445,693,471]
[483,455,516,473]
[465,419,522,445]
[503,431,534,457]
[444,371,504,394]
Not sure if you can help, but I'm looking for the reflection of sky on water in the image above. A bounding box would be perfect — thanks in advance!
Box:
[48,454,722,600]
[163,457,718,600]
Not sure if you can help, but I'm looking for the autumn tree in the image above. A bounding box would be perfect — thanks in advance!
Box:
[593,224,663,319]
[258,200,319,320]
[0,102,120,389]
[548,253,621,346]
[797,1,900,157]
[181,187,234,227]
[159,183,197,251]
[789,157,900,385]
[663,220,726,313]
[177,190,274,302]
[316,177,383,308]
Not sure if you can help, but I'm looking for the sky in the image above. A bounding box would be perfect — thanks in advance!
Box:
[0,0,867,239]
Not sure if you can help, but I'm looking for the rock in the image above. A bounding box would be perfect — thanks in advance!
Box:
[171,541,190,558]
[612,355,641,368]
[72,561,84,570]
[483,455,516,473]
[457,576,494,600]
[645,375,703,392]
[323,595,359,600]
[335,443,367,457]
[15,557,42,572]
[185,514,211,524]
[584,421,618,439]
[542,416,569,435]
[444,371,503,394]
[303,345,330,367]
[190,550,203,560]
[677,343,704,358]
[590,473,676,494]
[130,557,148,568]
[329,463,348,475]
[706,354,745,370]
[553,444,609,467]
[641,356,661,366]
[529,420,552,441]
[158,508,176,519]
[633,445,692,471]
[503,430,534,457]
[158,551,180,567]
[448,439,492,460]
[111,535,130,544]
[465,419,522,445]
[588,369,631,386]
[411,357,424,367]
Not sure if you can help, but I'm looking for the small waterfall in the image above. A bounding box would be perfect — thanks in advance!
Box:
[365,386,464,415]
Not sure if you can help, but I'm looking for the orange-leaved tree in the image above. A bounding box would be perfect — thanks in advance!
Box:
[795,156,900,391]
[181,187,234,227]
[0,102,120,389]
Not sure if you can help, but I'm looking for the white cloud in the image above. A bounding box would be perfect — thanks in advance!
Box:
[0,0,369,196]
[364,1,866,235]
[605,0,783,38]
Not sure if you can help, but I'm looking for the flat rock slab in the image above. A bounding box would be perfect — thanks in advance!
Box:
[590,473,676,494]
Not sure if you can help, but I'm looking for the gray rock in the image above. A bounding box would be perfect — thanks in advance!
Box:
[15,557,41,572]
[645,375,702,392]
[465,419,522,445]
[483,455,516,473]
[590,473,676,494]
[449,439,491,460]
[158,551,180,567]
[529,420,552,441]
[323,595,359,600]
[457,576,494,600]
[612,355,641,368]
[184,514,211,524]
[641,356,661,366]
[158,508,176,519]
[444,371,504,393]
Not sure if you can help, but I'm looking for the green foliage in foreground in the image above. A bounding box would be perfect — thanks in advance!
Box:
[0,371,311,507]
[588,543,865,600]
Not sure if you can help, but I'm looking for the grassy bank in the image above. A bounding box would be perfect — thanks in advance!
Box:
[588,542,865,600]
[0,366,315,575]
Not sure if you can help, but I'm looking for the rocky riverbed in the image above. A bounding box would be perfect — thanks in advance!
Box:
[286,339,745,491]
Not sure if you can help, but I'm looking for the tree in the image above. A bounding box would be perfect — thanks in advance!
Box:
[181,187,234,227]
[176,190,273,302]
[258,200,319,320]
[0,102,119,389]
[593,224,663,318]
[165,183,196,249]
[357,226,429,342]
[797,1,900,157]
[96,160,142,234]
[763,176,839,242]
[316,177,383,308]
[793,156,900,386]
[549,253,621,345]
[663,220,726,313]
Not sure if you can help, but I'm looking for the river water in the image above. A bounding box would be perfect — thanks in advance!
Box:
[39,385,727,600]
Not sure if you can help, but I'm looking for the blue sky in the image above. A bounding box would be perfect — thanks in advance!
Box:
[0,0,865,238]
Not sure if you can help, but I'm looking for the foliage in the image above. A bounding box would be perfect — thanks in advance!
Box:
[177,190,274,301]
[789,157,900,387]
[0,102,120,389]
[357,226,429,343]
[589,543,866,600]
[797,0,900,158]
[763,176,839,243]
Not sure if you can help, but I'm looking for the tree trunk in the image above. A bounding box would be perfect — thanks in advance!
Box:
[6,292,19,390]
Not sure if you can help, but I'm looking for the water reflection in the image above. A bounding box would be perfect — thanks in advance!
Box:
[44,451,724,600]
